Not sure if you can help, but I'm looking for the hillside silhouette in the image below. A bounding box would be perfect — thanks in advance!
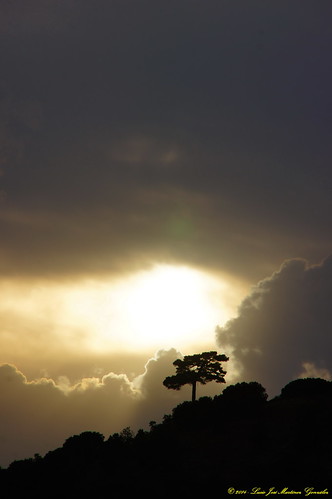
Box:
[1,378,332,497]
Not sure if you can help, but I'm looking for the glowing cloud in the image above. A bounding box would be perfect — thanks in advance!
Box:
[0,265,243,363]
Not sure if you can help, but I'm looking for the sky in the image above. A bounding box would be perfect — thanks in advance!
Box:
[0,0,332,467]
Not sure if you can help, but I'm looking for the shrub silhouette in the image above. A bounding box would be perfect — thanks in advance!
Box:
[280,377,332,399]
[221,381,268,406]
[63,431,105,453]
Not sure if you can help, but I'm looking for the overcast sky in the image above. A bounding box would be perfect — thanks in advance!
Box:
[1,0,331,280]
[0,0,332,467]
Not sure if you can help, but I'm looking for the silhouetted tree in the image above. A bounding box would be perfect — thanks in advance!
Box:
[120,426,134,442]
[163,351,229,401]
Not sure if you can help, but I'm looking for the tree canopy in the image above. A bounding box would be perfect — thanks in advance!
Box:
[163,351,229,401]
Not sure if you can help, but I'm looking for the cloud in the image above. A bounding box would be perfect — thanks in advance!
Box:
[0,0,75,37]
[216,255,332,396]
[0,1,331,282]
[0,349,191,468]
[133,349,189,425]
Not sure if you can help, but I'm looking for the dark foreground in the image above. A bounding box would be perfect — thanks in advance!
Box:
[1,378,332,498]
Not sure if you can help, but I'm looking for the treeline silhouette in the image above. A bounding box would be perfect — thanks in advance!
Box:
[1,378,332,497]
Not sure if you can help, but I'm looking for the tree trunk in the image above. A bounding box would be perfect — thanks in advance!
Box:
[191,381,197,402]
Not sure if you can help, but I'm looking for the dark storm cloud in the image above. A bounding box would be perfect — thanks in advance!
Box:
[1,0,332,279]
[216,255,332,397]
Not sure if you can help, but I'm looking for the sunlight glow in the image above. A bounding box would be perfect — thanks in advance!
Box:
[80,264,239,352]
[0,265,244,356]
